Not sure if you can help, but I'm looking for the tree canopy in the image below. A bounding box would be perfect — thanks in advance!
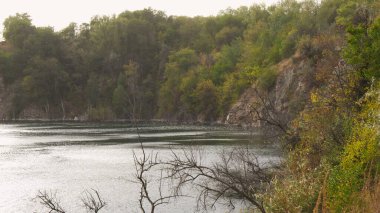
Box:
[0,0,377,121]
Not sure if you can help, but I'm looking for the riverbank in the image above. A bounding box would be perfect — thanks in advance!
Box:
[0,118,258,130]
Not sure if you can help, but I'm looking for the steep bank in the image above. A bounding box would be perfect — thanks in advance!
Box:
[226,42,342,127]
[225,53,314,127]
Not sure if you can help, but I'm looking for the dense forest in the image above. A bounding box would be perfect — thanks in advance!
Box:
[0,0,373,122]
[1,0,380,212]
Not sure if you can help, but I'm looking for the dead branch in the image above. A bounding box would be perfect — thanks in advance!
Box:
[133,145,180,213]
[164,146,272,213]
[126,60,181,213]
[249,87,291,137]
[81,189,107,213]
[35,190,66,213]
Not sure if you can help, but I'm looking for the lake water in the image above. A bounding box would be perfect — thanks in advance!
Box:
[0,122,281,213]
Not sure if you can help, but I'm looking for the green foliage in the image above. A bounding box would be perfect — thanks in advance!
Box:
[323,13,380,212]
[10,84,28,117]
[266,1,380,211]
[112,84,128,117]
[264,166,324,212]
[219,72,251,117]
[158,48,198,119]
[1,1,379,212]
[0,50,14,85]
[326,83,380,211]
[215,26,242,47]
[88,106,114,121]
[3,13,35,48]
[327,165,363,212]
[344,16,380,79]
[22,57,70,105]
[256,68,277,91]
[168,48,198,71]
[327,123,379,211]
[211,40,242,84]
[341,124,378,169]
[317,0,344,29]
[23,27,61,58]
[194,80,219,121]
[1,0,374,122]
[85,74,101,107]
[179,70,199,116]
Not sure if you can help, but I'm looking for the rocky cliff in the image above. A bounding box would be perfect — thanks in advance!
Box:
[225,50,337,127]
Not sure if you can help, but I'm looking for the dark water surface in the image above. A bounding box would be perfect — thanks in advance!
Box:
[0,122,281,212]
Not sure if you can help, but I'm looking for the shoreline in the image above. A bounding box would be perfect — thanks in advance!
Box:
[0,119,255,130]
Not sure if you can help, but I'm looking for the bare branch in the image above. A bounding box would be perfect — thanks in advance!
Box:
[34,190,66,213]
[81,189,107,213]
[133,144,181,213]
[164,146,272,213]
[249,87,291,137]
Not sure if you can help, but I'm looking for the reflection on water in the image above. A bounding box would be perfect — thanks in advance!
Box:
[0,122,281,212]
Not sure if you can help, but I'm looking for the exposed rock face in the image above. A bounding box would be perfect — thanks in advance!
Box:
[225,86,260,127]
[274,55,315,114]
[226,54,316,127]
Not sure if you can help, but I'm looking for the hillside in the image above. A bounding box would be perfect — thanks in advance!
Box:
[0,0,351,122]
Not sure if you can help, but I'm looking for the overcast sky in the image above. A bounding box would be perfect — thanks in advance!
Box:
[0,0,279,32]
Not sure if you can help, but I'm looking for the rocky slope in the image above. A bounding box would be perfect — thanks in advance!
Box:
[225,48,340,127]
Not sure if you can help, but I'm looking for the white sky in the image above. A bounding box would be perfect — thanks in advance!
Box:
[0,0,278,32]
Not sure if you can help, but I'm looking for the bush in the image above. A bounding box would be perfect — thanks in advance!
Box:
[327,88,380,212]
[264,164,325,212]
[327,165,364,212]
[257,68,277,91]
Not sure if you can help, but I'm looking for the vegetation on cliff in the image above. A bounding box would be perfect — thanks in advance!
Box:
[263,1,380,212]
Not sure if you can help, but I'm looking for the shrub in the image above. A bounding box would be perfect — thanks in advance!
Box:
[255,68,277,91]
[263,159,327,213]
[327,100,379,211]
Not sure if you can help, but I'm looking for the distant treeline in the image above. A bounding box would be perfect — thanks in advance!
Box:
[0,0,375,121]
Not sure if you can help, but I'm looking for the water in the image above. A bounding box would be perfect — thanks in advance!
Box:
[0,122,281,213]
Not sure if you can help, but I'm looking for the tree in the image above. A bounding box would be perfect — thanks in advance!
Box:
[158,48,198,119]
[179,70,199,118]
[124,61,142,119]
[23,27,62,58]
[86,73,101,108]
[112,84,128,117]
[344,15,380,80]
[194,80,219,121]
[3,13,35,48]
[211,40,241,84]
[0,50,14,85]
[215,26,242,47]
[22,57,70,116]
